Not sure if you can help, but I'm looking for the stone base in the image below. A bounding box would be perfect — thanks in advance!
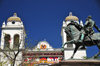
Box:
[52,60,100,66]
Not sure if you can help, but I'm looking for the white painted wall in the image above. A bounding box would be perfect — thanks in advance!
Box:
[64,49,86,60]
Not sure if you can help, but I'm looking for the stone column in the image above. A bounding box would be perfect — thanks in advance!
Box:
[1,31,5,49]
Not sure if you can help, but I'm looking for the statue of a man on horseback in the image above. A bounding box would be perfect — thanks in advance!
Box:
[78,16,100,44]
[84,16,100,36]
[62,16,100,59]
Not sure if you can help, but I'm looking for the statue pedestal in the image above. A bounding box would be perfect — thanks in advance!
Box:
[52,60,100,66]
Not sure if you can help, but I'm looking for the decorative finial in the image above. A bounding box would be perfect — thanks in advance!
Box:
[2,21,6,27]
[13,13,17,17]
[3,21,5,24]
[69,12,72,16]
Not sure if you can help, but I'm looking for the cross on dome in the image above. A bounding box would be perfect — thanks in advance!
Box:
[69,12,72,16]
[13,13,17,17]
[7,13,21,22]
[65,12,79,21]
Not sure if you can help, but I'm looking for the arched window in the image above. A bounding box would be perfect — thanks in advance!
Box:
[14,34,19,48]
[4,34,10,48]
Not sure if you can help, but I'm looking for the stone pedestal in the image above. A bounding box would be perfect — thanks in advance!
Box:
[52,60,100,66]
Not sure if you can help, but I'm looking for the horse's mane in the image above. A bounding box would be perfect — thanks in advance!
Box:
[67,22,83,31]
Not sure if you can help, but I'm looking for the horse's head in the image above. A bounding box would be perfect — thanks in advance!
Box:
[65,22,82,41]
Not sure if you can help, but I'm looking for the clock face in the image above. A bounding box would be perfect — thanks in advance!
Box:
[40,44,47,49]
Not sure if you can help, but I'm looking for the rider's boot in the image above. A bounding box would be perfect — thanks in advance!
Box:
[78,33,84,43]
[79,33,86,49]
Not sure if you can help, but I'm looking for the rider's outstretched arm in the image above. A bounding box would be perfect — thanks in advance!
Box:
[94,23,100,32]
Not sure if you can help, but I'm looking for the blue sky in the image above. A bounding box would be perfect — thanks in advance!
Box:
[0,0,100,57]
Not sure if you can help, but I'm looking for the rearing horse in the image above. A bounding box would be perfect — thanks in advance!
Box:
[62,21,100,59]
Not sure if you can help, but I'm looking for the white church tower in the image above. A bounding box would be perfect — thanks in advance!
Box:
[0,13,26,66]
[61,12,86,60]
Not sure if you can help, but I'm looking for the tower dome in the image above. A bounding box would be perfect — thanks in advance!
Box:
[65,12,79,21]
[7,13,21,22]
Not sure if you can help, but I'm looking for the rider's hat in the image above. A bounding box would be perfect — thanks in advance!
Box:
[86,16,92,21]
[88,16,92,19]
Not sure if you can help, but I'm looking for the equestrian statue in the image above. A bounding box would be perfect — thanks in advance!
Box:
[62,16,100,59]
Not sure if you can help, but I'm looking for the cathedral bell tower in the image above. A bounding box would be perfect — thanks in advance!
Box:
[0,13,26,49]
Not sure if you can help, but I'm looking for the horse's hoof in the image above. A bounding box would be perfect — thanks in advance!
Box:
[91,56,97,59]
[70,56,73,59]
[90,57,94,59]
[80,46,86,49]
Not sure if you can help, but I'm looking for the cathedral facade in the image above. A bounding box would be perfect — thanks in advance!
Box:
[0,12,86,66]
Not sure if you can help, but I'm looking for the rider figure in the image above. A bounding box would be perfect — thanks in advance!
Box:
[84,16,100,35]
[84,16,94,36]
[79,16,100,43]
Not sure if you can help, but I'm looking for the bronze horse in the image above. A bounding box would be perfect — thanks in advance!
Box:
[62,22,100,59]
